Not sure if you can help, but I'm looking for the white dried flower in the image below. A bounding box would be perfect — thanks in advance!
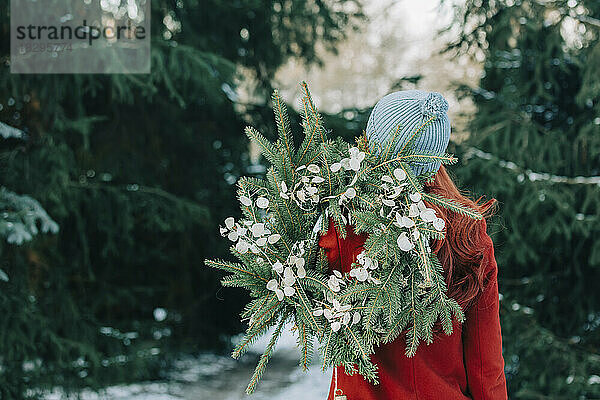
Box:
[236,240,250,254]
[297,264,306,278]
[347,147,366,171]
[275,289,284,301]
[342,312,351,325]
[412,229,421,240]
[328,275,341,292]
[256,197,269,209]
[393,168,406,181]
[433,218,445,231]
[420,208,437,222]
[268,234,281,244]
[307,164,320,174]
[350,266,369,282]
[331,321,341,332]
[266,279,278,291]
[382,198,396,207]
[409,192,422,203]
[272,261,284,273]
[251,223,265,237]
[381,175,394,183]
[397,233,414,252]
[227,231,239,241]
[408,204,420,217]
[239,195,252,206]
[283,286,295,297]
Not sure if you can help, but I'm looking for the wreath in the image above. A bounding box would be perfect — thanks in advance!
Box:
[204,82,482,394]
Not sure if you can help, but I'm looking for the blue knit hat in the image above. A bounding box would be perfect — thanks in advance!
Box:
[366,90,451,176]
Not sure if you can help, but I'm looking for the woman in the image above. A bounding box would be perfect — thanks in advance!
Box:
[319,90,508,400]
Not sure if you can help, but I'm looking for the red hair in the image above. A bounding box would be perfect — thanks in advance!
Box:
[423,165,497,313]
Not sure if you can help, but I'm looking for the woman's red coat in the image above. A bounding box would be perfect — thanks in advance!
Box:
[318,218,508,400]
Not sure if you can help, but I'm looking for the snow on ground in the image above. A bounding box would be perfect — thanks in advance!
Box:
[44,323,331,400]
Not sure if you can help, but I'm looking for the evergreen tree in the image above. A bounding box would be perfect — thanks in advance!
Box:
[0,0,362,397]
[445,0,600,397]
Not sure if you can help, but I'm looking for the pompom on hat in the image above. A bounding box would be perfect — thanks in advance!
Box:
[365,89,451,176]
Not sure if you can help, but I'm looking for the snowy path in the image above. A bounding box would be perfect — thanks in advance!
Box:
[45,323,331,400]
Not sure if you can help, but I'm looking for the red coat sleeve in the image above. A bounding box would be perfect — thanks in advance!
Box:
[462,224,508,400]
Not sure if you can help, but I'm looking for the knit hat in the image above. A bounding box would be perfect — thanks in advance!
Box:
[365,89,451,176]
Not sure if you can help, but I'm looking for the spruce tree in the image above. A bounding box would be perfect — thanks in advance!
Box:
[0,0,362,397]
[445,0,600,397]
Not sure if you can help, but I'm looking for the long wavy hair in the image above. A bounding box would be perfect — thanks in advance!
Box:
[423,165,497,313]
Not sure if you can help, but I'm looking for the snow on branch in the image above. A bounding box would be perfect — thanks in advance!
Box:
[464,147,600,186]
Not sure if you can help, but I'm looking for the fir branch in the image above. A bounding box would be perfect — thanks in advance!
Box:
[343,324,369,360]
[364,265,397,329]
[318,142,335,196]
[303,274,337,295]
[421,192,483,220]
[380,123,403,161]
[204,259,268,283]
[221,274,266,291]
[339,283,374,301]
[297,320,314,371]
[246,312,288,394]
[241,295,271,320]
[263,167,298,240]
[293,281,321,332]
[245,126,282,169]
[405,270,421,357]
[320,330,336,371]
[415,234,433,283]
[396,163,421,193]
[383,308,411,343]
[232,294,281,359]
[271,89,295,171]
[397,115,436,156]
[300,81,328,144]
[399,152,458,165]
[297,81,327,165]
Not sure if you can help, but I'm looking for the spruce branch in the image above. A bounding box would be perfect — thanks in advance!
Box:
[271,89,295,173]
[422,192,483,220]
[205,82,485,393]
[245,312,288,394]
[204,259,268,283]
[245,126,283,170]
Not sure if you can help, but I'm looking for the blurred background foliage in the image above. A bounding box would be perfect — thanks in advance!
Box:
[446,0,600,397]
[0,0,363,397]
[0,0,599,399]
